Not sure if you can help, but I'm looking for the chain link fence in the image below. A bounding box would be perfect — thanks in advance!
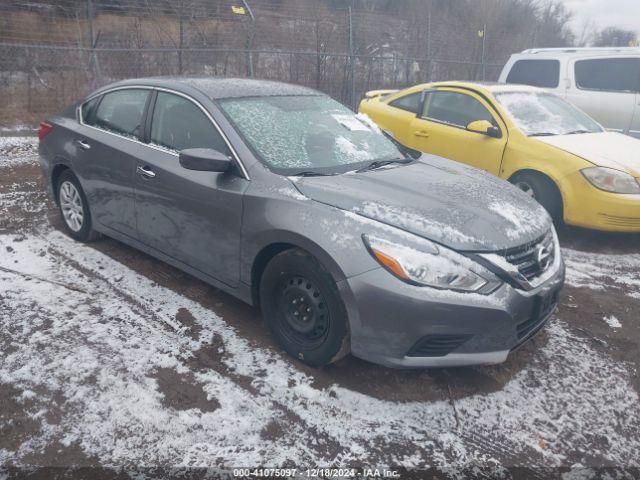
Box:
[0,0,516,128]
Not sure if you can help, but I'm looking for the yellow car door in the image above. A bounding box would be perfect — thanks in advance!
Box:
[407,88,507,175]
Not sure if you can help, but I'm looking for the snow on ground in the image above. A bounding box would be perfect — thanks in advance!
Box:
[0,137,38,167]
[603,316,622,329]
[562,248,640,297]
[1,226,639,471]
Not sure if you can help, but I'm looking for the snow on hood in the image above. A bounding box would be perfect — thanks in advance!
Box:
[536,132,640,176]
[294,155,552,252]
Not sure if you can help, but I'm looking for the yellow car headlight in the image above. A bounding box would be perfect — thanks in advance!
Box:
[581,167,640,194]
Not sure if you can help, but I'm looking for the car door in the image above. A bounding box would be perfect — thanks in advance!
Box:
[567,57,639,134]
[408,88,507,175]
[377,91,424,146]
[134,90,248,287]
[75,88,151,239]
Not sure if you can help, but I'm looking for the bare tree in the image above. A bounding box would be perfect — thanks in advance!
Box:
[593,27,638,47]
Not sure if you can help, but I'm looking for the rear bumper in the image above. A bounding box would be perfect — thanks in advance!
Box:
[338,260,564,369]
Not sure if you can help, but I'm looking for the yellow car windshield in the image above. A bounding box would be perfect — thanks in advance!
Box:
[494,92,603,137]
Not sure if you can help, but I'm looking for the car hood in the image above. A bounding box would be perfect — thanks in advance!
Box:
[536,132,640,176]
[292,155,551,252]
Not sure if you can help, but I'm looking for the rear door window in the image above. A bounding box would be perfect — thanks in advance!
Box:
[389,92,423,114]
[575,58,640,93]
[92,89,149,138]
[149,92,231,155]
[506,59,560,88]
[423,91,494,128]
[81,96,101,124]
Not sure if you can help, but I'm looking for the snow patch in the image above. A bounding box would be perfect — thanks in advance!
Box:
[603,315,622,329]
[0,136,38,167]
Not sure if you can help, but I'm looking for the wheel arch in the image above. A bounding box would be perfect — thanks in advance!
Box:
[249,232,348,307]
[508,168,565,199]
[508,168,566,218]
[51,163,72,205]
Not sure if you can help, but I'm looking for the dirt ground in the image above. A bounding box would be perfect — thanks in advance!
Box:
[1,141,639,479]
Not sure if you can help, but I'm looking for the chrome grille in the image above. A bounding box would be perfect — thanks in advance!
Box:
[502,232,555,281]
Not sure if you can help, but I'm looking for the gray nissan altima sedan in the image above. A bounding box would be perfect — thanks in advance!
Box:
[38,77,565,368]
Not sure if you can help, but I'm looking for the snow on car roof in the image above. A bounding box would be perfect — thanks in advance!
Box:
[482,83,544,94]
[101,77,321,100]
[429,82,545,95]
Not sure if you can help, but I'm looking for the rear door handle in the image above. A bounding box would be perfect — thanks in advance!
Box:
[75,139,91,150]
[137,165,156,179]
[414,130,430,138]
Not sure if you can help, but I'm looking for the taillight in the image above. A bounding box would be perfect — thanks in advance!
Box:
[38,122,53,141]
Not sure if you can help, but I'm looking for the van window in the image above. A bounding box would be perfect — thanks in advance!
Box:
[575,58,640,93]
[389,92,423,114]
[506,60,560,88]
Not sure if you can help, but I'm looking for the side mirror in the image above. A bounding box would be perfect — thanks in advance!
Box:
[179,148,231,172]
[467,120,501,139]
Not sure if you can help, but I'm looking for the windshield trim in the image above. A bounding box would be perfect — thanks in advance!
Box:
[217,94,405,176]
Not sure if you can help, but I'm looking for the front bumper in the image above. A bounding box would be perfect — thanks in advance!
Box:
[338,259,565,369]
[563,174,640,232]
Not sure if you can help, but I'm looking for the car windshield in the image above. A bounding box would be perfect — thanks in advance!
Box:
[219,95,404,174]
[493,91,603,137]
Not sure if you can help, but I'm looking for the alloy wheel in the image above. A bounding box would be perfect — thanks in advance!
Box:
[59,181,84,232]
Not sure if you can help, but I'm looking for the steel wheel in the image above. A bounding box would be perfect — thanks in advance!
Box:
[59,180,84,232]
[275,275,330,349]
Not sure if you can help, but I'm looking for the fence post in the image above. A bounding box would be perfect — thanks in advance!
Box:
[348,5,356,109]
[481,23,487,81]
[86,0,102,86]
[241,0,255,77]
[426,12,432,82]
[178,13,184,74]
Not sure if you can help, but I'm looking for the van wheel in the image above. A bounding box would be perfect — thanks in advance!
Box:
[511,172,563,224]
[259,249,350,367]
[56,170,100,242]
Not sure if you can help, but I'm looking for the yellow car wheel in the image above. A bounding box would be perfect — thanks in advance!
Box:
[510,172,563,224]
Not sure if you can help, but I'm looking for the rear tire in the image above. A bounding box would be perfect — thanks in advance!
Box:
[259,249,350,367]
[511,172,563,224]
[56,170,100,242]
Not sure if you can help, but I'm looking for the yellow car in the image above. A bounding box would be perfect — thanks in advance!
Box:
[359,81,640,232]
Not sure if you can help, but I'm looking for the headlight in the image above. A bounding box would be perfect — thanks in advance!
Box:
[581,167,640,194]
[363,235,496,293]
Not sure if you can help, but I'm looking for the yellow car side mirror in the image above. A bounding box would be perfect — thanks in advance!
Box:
[467,120,501,139]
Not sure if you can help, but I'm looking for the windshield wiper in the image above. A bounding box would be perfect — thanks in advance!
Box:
[356,157,414,173]
[565,129,592,135]
[289,171,333,177]
[529,132,557,137]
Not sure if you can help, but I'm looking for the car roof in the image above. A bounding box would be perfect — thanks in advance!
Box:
[98,77,321,100]
[514,47,640,57]
[422,81,544,95]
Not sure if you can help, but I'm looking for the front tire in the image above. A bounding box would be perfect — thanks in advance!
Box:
[511,172,563,224]
[259,249,350,367]
[56,170,100,242]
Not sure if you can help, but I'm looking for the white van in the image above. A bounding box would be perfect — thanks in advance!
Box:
[499,48,640,138]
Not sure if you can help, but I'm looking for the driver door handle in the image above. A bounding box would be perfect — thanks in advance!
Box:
[414,130,430,138]
[137,165,156,179]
